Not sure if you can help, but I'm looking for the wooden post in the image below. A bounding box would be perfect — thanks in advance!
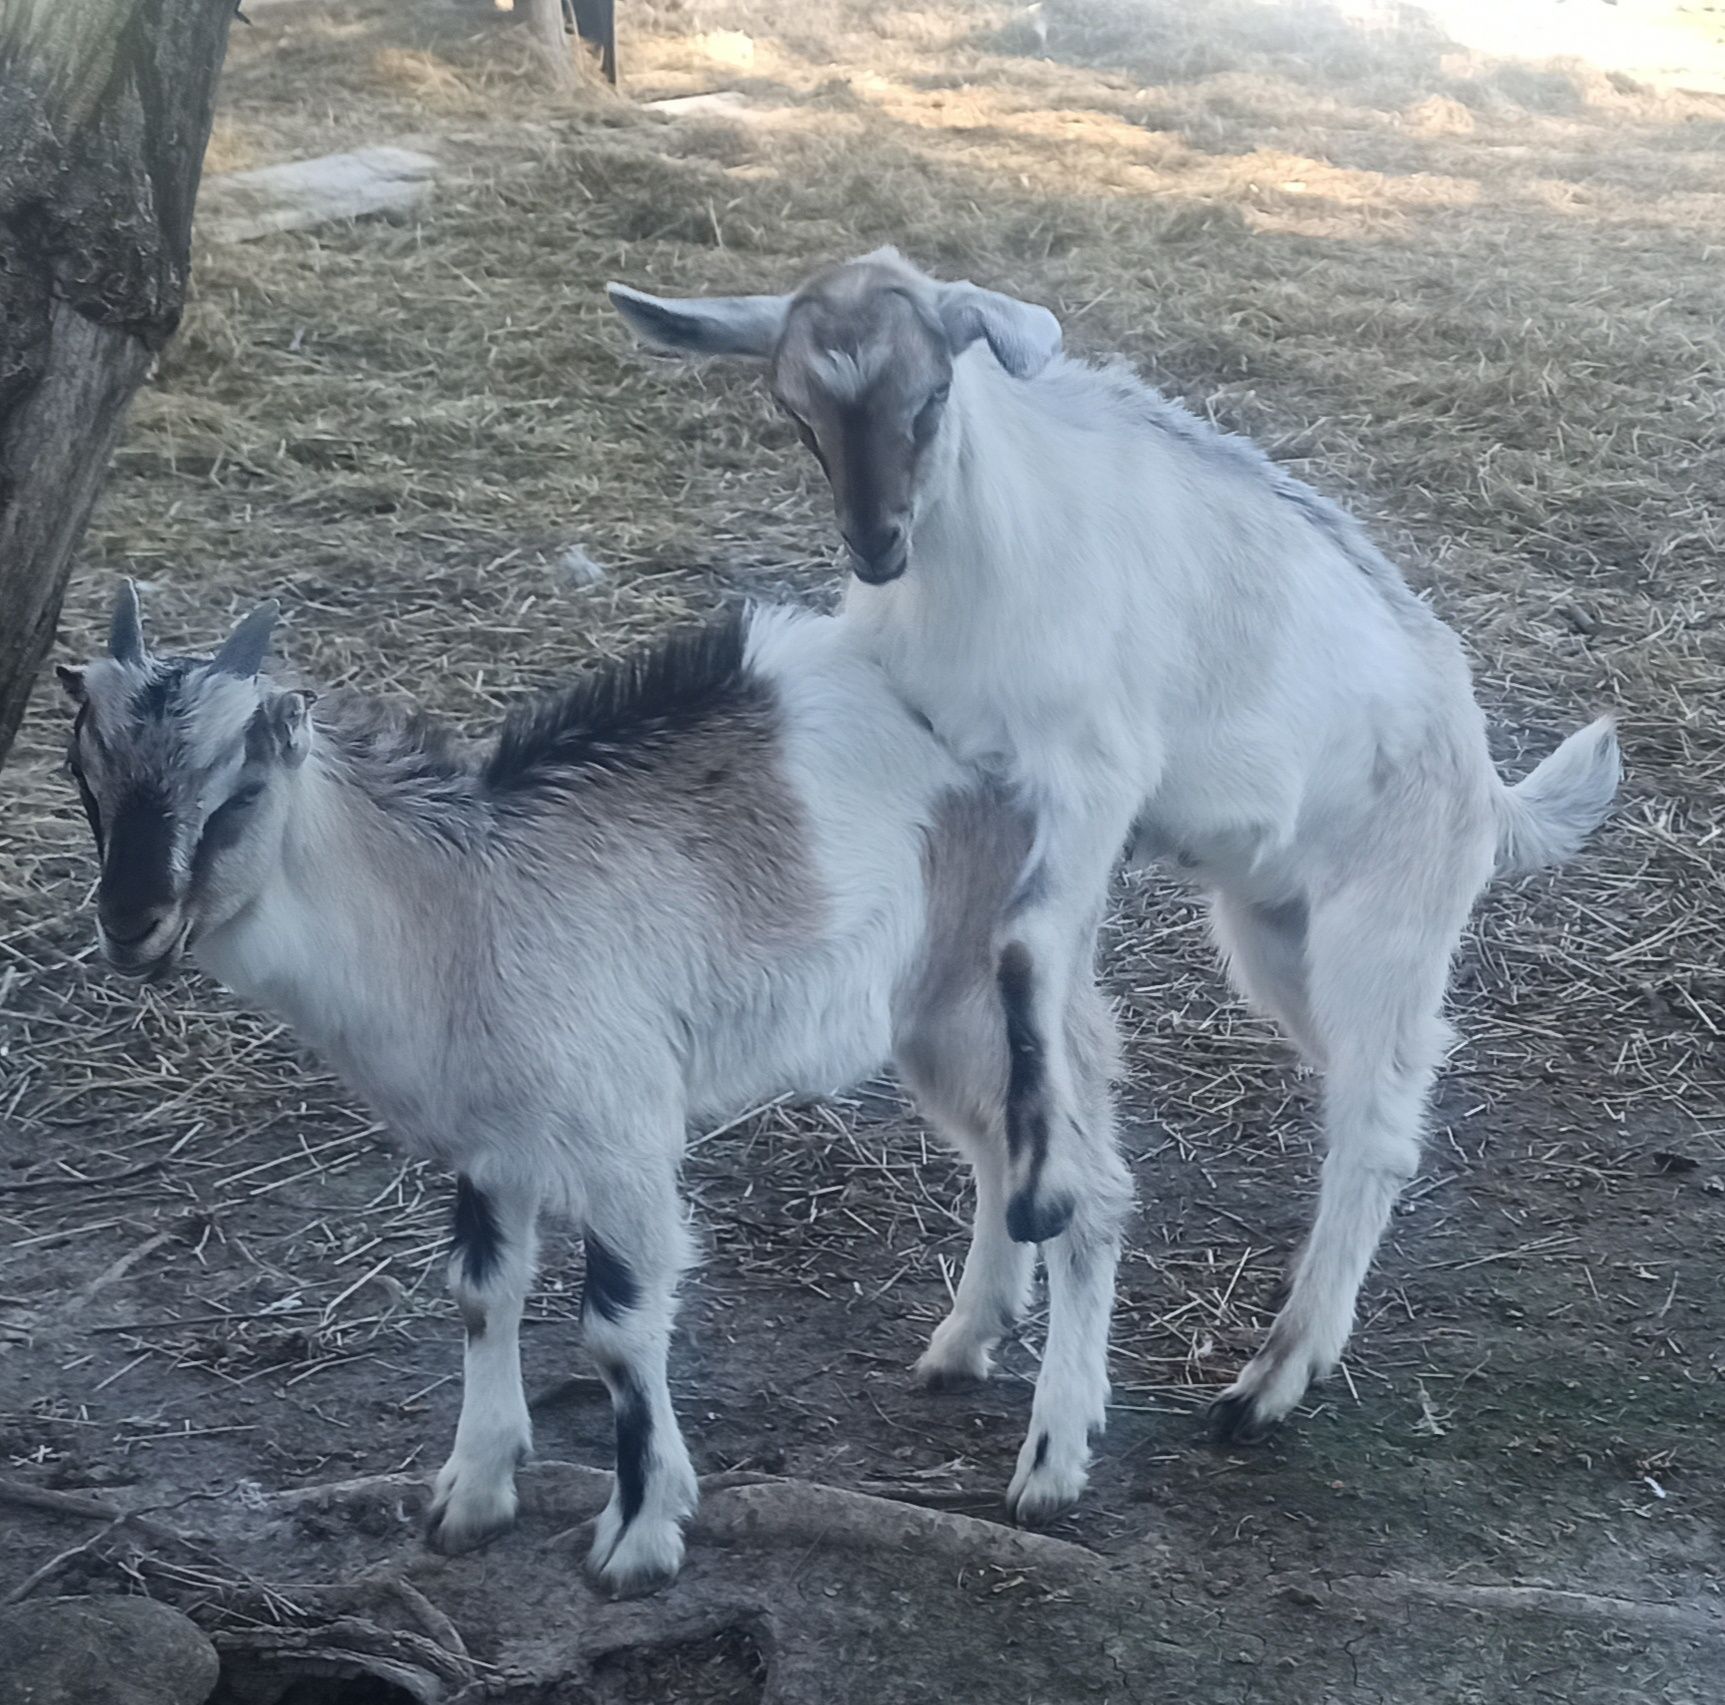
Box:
[523,0,577,90]
[0,0,237,771]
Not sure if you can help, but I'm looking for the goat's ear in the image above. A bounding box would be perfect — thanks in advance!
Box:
[264,690,315,768]
[936,282,1061,378]
[57,665,88,704]
[110,578,144,664]
[607,282,789,360]
[212,599,280,679]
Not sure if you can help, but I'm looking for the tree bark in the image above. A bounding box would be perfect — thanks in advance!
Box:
[0,0,236,771]
[523,0,577,90]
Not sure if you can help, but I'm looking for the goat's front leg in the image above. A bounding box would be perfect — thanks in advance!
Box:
[427,1173,539,1554]
[581,1153,698,1597]
[1007,986,1132,1522]
[996,793,1137,1244]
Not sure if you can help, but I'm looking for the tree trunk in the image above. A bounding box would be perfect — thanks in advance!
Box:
[523,0,577,91]
[0,0,236,771]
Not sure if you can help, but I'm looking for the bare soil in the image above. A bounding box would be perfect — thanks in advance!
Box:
[3,2,1722,1700]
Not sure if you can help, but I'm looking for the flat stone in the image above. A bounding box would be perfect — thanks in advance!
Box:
[200,146,439,244]
[0,1595,219,1705]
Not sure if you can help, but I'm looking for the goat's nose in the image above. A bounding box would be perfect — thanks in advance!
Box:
[100,906,171,948]
[845,522,909,583]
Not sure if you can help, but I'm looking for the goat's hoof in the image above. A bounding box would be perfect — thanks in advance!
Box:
[1206,1389,1280,1449]
[425,1488,518,1555]
[913,1360,990,1393]
[911,1337,994,1391]
[1005,1429,1089,1525]
[587,1515,685,1599]
[1005,1187,1075,1246]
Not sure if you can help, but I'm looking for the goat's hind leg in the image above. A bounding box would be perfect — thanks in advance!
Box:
[428,1173,539,1554]
[907,1103,1034,1389]
[1210,882,1461,1443]
[581,1149,699,1597]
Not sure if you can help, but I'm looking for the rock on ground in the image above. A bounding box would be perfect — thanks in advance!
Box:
[0,1595,219,1705]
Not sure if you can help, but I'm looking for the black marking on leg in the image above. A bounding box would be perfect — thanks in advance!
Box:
[999,945,1077,1243]
[1207,1391,1277,1449]
[583,1232,640,1324]
[998,942,1044,1164]
[452,1176,501,1289]
[1006,1185,1074,1245]
[613,1380,652,1527]
[1031,1431,1050,1473]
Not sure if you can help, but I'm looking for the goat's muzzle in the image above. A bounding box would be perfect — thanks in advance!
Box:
[846,523,909,585]
[99,906,189,980]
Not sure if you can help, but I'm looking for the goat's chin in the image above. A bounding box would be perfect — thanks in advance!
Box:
[105,923,192,983]
[850,555,909,586]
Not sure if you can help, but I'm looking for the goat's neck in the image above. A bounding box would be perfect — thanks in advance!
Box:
[195,745,456,1059]
[912,356,1071,596]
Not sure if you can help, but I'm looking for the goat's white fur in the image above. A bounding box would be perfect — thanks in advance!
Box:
[611,251,1621,1437]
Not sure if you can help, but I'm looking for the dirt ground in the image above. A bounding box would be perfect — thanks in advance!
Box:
[2,2,1723,1700]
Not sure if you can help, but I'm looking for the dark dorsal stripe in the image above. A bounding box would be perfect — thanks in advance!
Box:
[482,614,753,795]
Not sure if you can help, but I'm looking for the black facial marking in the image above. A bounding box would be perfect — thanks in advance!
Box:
[190,781,263,888]
[129,659,194,722]
[99,789,175,927]
[612,1379,653,1527]
[451,1176,501,1289]
[912,385,947,447]
[582,1233,640,1324]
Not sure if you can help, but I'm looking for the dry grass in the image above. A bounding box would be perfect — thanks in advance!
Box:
[2,0,1722,1519]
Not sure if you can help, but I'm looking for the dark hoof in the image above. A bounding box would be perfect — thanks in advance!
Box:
[1206,1391,1277,1449]
[916,1365,988,1393]
[1006,1188,1074,1245]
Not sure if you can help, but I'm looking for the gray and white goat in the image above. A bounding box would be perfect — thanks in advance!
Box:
[58,583,1131,1593]
[610,249,1621,1454]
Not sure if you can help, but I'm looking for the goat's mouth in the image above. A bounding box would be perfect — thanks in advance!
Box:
[849,548,909,586]
[101,918,191,982]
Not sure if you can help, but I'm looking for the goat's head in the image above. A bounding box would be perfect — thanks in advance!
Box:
[58,583,312,978]
[608,249,1061,585]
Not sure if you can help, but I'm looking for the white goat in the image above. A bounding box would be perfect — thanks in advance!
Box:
[609,249,1621,1455]
[58,582,1130,1594]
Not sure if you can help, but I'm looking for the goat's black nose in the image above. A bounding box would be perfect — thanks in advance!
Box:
[845,523,908,584]
[100,907,171,948]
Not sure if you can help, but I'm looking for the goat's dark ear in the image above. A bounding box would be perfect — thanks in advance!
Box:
[109,579,144,664]
[57,665,88,703]
[935,282,1061,378]
[607,283,789,360]
[266,690,315,768]
[213,599,280,678]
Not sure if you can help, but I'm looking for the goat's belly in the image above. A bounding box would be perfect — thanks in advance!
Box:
[682,968,896,1130]
[1127,810,1297,898]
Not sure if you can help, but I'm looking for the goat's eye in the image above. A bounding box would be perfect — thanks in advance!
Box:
[68,758,105,852]
[912,387,949,444]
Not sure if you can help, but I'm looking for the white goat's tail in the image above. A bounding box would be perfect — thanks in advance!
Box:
[1493,716,1621,878]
